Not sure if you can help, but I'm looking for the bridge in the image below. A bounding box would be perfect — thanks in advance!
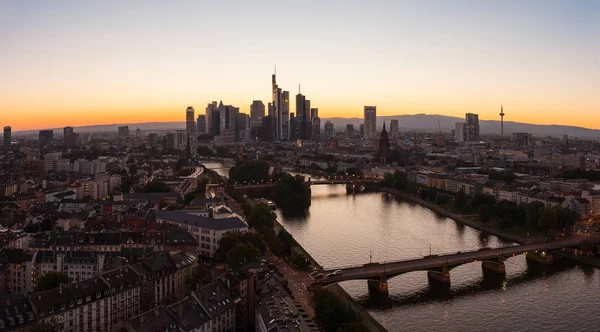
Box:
[230,177,381,190]
[317,238,596,295]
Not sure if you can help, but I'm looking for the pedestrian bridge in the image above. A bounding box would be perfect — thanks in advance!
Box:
[317,238,595,294]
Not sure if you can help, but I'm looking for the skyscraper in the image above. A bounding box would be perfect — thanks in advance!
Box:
[39,130,54,149]
[186,106,197,155]
[310,108,320,140]
[250,100,265,130]
[3,126,11,152]
[389,119,399,137]
[364,106,377,139]
[271,69,289,141]
[455,122,467,142]
[206,102,219,136]
[197,115,206,134]
[324,121,335,139]
[218,102,237,143]
[465,113,480,141]
[63,126,77,149]
[346,124,354,138]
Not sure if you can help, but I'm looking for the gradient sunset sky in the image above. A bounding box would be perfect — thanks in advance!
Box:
[1,0,599,131]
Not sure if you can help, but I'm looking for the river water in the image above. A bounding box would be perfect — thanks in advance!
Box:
[276,184,600,332]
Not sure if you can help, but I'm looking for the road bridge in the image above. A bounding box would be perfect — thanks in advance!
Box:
[317,238,596,295]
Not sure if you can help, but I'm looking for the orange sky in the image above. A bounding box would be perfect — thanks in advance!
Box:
[1,1,599,131]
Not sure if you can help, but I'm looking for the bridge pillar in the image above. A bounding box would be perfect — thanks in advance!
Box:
[427,265,450,286]
[482,257,506,275]
[526,251,553,266]
[367,278,389,295]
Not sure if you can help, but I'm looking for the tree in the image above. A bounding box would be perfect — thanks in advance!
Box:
[436,194,449,206]
[247,205,276,230]
[454,189,467,212]
[526,202,545,229]
[36,272,68,292]
[226,243,259,268]
[186,265,212,291]
[478,204,491,224]
[275,173,311,216]
[31,320,60,332]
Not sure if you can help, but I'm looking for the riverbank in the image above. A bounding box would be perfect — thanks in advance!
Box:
[380,188,536,244]
[326,284,389,332]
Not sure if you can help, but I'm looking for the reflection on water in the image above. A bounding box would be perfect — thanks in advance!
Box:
[278,184,600,332]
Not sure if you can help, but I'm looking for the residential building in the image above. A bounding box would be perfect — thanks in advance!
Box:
[153,210,248,257]
[324,121,334,139]
[389,119,399,138]
[3,126,11,152]
[39,130,54,149]
[186,106,197,156]
[118,126,130,138]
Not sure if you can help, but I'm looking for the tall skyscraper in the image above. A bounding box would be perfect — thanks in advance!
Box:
[311,109,320,140]
[218,102,237,143]
[465,113,480,141]
[39,130,54,149]
[250,100,265,130]
[186,106,197,155]
[206,102,219,136]
[455,122,467,142]
[364,106,377,139]
[271,69,289,141]
[389,119,399,137]
[3,126,11,152]
[295,88,313,140]
[197,115,206,134]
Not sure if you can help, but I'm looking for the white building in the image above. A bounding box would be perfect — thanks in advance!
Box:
[154,210,248,257]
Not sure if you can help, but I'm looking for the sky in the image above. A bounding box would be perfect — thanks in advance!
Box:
[1,0,599,131]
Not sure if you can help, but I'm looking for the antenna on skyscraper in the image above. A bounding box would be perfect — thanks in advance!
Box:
[299,84,301,94]
[274,64,276,75]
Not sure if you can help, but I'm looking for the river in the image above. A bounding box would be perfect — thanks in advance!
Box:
[277,184,600,332]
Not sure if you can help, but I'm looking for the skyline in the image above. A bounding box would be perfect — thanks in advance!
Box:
[2,0,600,131]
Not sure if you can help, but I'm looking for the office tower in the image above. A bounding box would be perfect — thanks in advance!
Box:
[310,108,318,120]
[378,123,390,164]
[364,106,377,139]
[3,126,11,152]
[455,122,467,142]
[389,119,399,137]
[250,100,265,130]
[281,91,290,140]
[218,102,237,143]
[359,124,365,137]
[185,106,197,155]
[465,113,480,141]
[63,126,77,149]
[271,69,289,141]
[260,116,275,141]
[346,124,354,138]
[295,91,305,138]
[118,126,130,138]
[499,105,505,137]
[197,115,206,134]
[312,110,321,140]
[289,113,298,141]
[39,130,54,149]
[302,99,311,139]
[324,121,334,139]
[235,112,250,141]
[206,102,219,136]
[165,133,176,150]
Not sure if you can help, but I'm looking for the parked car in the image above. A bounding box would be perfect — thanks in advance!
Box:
[327,273,336,278]
[310,271,320,277]
[315,273,324,279]
[334,270,343,275]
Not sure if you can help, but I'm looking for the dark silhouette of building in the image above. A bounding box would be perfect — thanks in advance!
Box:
[377,122,390,164]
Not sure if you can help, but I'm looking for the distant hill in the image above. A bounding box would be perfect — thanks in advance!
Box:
[13,115,600,138]
[323,114,600,138]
